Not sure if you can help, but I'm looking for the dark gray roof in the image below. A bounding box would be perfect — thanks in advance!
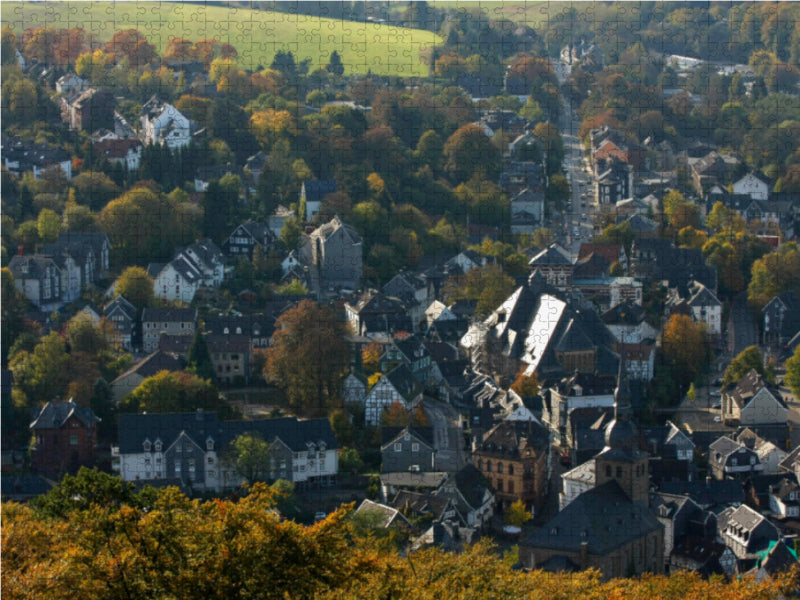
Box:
[302,179,337,202]
[523,480,662,555]
[117,412,337,455]
[142,308,198,323]
[658,479,745,507]
[381,425,435,448]
[104,295,137,319]
[30,399,100,430]
[529,244,572,266]
[453,463,491,509]
[113,351,184,382]
[602,300,647,325]
[384,364,422,403]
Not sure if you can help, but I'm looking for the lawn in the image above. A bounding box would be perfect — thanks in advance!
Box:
[2,1,443,77]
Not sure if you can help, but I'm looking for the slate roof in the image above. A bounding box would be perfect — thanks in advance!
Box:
[117,412,337,455]
[141,307,198,324]
[104,294,137,319]
[381,425,435,448]
[30,399,100,430]
[384,364,422,403]
[577,244,623,265]
[7,254,58,280]
[354,499,409,528]
[391,490,453,522]
[657,479,745,508]
[453,463,491,509]
[523,480,662,555]
[528,244,572,266]
[726,369,786,411]
[112,351,184,382]
[479,419,549,456]
[602,300,647,325]
[302,179,337,202]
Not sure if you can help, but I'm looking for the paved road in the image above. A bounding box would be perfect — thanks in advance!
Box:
[727,292,758,356]
[422,397,467,472]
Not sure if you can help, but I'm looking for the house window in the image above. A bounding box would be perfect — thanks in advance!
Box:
[394,443,402,452]
[750,457,755,465]
[70,434,78,446]
[206,439,214,451]
[207,457,214,465]
[143,441,152,452]
[616,466,623,478]
[486,461,492,473]
[498,463,503,474]
[605,465,611,477]
[155,441,162,452]
[508,481,514,493]
[412,443,419,452]
[731,458,737,466]
[497,480,503,492]
[508,464,514,475]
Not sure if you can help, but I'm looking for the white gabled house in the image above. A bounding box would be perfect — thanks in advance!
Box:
[140,96,191,149]
[722,369,788,427]
[152,239,225,303]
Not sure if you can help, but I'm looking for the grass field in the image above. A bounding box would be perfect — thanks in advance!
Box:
[2,1,443,77]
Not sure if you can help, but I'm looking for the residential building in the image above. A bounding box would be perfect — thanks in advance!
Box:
[527,244,573,289]
[30,399,100,477]
[300,179,336,220]
[768,478,800,519]
[113,412,338,491]
[140,96,191,148]
[93,138,142,170]
[206,334,250,385]
[708,436,764,480]
[666,280,723,336]
[473,419,550,513]
[7,254,63,311]
[362,364,423,427]
[721,369,788,427]
[306,216,363,291]
[763,293,800,352]
[510,188,545,234]
[152,239,225,304]
[543,372,616,446]
[141,308,197,354]
[110,351,185,403]
[718,504,780,567]
[381,426,436,473]
[222,221,274,259]
[733,172,772,201]
[345,290,411,336]
[42,232,111,289]
[2,136,72,180]
[103,294,138,350]
[66,88,114,132]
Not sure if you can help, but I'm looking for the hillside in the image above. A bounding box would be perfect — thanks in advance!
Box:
[1,1,442,77]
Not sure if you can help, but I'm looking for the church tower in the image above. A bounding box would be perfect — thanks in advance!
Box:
[594,360,649,503]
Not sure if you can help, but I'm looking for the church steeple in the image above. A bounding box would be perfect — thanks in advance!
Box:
[605,359,635,450]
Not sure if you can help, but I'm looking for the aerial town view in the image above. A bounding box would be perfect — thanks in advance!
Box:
[2,1,800,597]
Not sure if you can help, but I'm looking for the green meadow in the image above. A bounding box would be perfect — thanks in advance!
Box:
[2,1,443,77]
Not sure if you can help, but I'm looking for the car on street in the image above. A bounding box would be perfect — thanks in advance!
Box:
[711,401,721,409]
[713,416,722,423]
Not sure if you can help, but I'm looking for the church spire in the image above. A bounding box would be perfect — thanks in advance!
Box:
[604,358,635,450]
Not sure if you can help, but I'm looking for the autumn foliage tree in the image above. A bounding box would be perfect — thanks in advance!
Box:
[510,369,540,398]
[661,314,711,390]
[264,300,350,415]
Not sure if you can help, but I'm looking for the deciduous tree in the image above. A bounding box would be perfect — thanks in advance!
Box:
[115,266,154,309]
[264,300,349,414]
[723,345,773,386]
[661,314,711,389]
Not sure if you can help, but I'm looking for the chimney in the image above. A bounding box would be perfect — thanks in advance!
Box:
[17,244,23,256]
[579,541,589,568]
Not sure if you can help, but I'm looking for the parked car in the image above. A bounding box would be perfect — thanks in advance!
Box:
[711,401,721,409]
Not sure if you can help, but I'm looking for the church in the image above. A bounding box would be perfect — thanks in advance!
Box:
[519,365,664,578]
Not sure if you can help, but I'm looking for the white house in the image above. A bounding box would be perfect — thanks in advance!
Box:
[733,172,771,201]
[56,73,87,94]
[152,239,225,303]
[140,96,191,149]
[343,371,368,405]
[768,479,800,519]
[112,412,339,492]
[722,369,788,427]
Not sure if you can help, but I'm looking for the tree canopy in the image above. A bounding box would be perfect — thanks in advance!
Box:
[264,300,350,415]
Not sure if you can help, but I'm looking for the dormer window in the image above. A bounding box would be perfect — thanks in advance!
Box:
[206,438,215,451]
[143,439,152,452]
[154,440,163,453]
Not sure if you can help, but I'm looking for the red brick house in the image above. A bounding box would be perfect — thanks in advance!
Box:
[30,399,99,477]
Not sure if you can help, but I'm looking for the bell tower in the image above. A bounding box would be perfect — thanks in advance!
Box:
[594,360,649,503]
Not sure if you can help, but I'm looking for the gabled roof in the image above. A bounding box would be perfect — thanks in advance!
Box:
[658,479,745,508]
[383,364,422,403]
[523,480,662,555]
[117,412,337,455]
[301,179,337,202]
[354,499,410,529]
[381,425,435,449]
[390,490,454,523]
[452,463,492,509]
[104,294,137,319]
[112,351,184,383]
[726,369,786,411]
[602,300,647,326]
[478,419,549,455]
[528,244,572,266]
[310,215,362,245]
[30,399,99,430]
